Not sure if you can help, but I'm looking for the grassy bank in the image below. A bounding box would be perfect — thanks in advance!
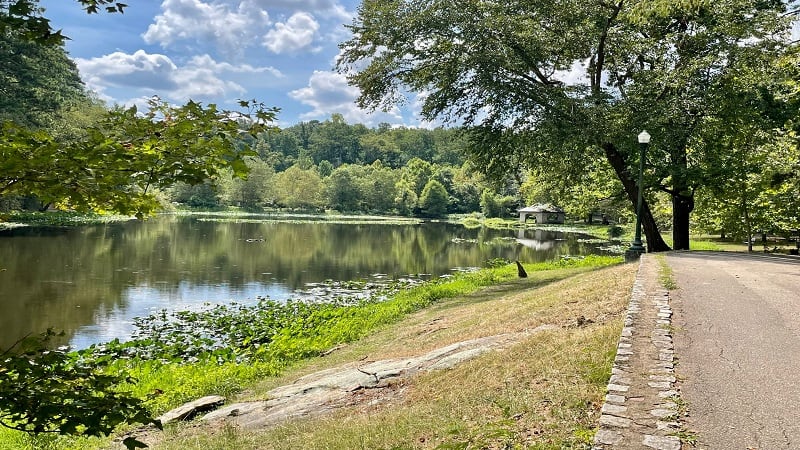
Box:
[0,211,133,229]
[0,256,625,450]
[150,260,635,450]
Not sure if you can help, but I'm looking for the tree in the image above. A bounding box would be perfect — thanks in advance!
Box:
[398,157,433,196]
[339,0,798,251]
[430,127,468,166]
[273,165,323,210]
[361,160,399,212]
[219,157,275,209]
[394,185,417,216]
[0,25,89,129]
[480,189,515,218]
[393,127,434,163]
[253,130,300,171]
[449,161,484,213]
[317,160,334,177]
[324,165,362,212]
[418,179,449,218]
[1,97,278,217]
[520,161,630,224]
[0,331,156,450]
[308,114,366,166]
[1,0,127,46]
[359,132,402,167]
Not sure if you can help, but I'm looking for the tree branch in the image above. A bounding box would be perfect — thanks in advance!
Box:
[507,43,561,86]
[591,1,624,95]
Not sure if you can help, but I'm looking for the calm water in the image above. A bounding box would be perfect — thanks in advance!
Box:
[0,216,606,349]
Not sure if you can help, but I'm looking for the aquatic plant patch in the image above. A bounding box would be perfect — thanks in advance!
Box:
[0,255,622,449]
[74,256,620,374]
[1,211,132,227]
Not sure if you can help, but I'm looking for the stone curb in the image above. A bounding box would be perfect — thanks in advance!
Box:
[593,255,683,450]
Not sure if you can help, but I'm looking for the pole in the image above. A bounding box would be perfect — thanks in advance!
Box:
[626,131,649,262]
[631,140,646,252]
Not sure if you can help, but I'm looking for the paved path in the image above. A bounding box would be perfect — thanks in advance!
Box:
[668,251,800,449]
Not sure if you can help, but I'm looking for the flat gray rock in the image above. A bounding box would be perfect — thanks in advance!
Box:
[157,395,225,424]
[200,328,556,429]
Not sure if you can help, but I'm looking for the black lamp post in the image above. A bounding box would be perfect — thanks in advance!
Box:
[626,130,649,262]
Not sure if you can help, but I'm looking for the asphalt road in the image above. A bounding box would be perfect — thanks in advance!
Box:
[668,251,800,450]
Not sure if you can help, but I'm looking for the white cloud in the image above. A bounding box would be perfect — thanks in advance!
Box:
[77,50,181,91]
[142,0,269,52]
[76,51,281,104]
[186,54,283,77]
[249,0,343,13]
[141,0,351,54]
[553,59,590,86]
[289,70,402,124]
[263,12,320,54]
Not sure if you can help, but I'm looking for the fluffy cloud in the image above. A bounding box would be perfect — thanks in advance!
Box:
[252,0,338,9]
[77,50,181,91]
[186,54,283,77]
[289,70,402,124]
[263,12,320,54]
[76,50,282,104]
[250,0,350,20]
[142,0,269,52]
[554,59,590,86]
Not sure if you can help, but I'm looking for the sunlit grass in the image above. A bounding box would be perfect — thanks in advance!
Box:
[655,254,678,290]
[0,256,624,449]
[150,263,634,450]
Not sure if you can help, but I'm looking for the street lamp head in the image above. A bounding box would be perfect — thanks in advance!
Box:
[638,130,651,144]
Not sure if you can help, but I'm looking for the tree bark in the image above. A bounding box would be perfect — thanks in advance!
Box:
[602,143,671,252]
[671,193,692,250]
[670,144,692,251]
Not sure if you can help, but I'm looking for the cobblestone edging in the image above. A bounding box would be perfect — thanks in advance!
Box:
[593,255,683,450]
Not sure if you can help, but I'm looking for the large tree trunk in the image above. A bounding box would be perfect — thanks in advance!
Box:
[602,143,671,252]
[670,144,693,251]
[672,193,693,250]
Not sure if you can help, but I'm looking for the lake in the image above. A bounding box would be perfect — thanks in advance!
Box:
[0,215,609,349]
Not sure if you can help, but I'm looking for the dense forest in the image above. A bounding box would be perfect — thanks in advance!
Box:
[167,116,535,219]
[2,0,799,237]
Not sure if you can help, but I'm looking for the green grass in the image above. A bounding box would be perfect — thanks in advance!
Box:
[0,255,623,450]
[655,254,678,290]
[147,262,637,450]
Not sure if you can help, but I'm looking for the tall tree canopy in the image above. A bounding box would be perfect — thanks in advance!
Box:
[0,32,87,129]
[1,1,281,218]
[1,0,126,45]
[339,0,800,250]
[1,98,278,217]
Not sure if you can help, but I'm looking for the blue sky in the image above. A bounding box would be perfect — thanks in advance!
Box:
[41,1,800,129]
[41,0,416,127]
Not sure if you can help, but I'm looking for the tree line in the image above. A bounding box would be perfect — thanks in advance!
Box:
[3,0,799,237]
[166,116,527,218]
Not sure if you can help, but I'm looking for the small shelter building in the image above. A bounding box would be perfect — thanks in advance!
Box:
[518,203,566,224]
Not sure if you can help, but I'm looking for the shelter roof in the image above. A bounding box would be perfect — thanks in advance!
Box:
[517,203,565,213]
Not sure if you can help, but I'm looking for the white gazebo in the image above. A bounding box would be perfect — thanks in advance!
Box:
[518,203,566,224]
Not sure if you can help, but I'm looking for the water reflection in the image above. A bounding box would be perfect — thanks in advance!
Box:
[0,216,604,349]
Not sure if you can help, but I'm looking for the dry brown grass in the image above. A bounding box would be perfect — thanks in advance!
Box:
[151,263,636,450]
